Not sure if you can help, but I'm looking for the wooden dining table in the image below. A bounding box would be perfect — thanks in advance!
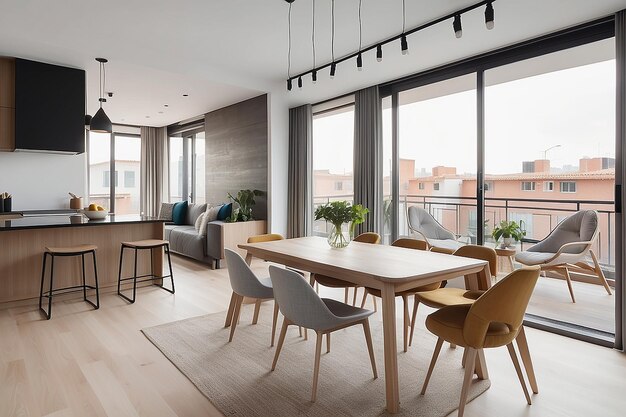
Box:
[238,236,491,414]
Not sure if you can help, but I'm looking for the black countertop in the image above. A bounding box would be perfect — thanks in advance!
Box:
[0,214,164,231]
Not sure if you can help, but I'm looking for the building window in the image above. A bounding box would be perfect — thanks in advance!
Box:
[522,161,535,173]
[560,181,577,193]
[433,183,440,191]
[543,181,554,192]
[418,182,425,190]
[521,181,535,191]
[484,182,493,192]
[124,171,135,188]
[103,170,118,187]
[334,181,343,191]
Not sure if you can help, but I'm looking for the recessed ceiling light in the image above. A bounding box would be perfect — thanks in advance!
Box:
[158,111,163,114]
[164,104,169,107]
[182,94,189,97]
[145,116,150,118]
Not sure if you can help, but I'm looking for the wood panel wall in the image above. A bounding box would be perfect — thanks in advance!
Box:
[204,94,268,219]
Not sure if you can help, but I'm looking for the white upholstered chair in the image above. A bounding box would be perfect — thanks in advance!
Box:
[515,210,612,303]
[407,206,464,252]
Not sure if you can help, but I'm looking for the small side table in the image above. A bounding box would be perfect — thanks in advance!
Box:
[495,247,516,274]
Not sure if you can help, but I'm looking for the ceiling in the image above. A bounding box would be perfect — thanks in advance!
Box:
[0,0,624,127]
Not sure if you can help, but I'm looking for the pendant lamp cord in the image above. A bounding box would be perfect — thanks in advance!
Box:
[331,0,335,62]
[402,0,406,33]
[358,0,362,52]
[287,2,292,79]
[312,0,316,68]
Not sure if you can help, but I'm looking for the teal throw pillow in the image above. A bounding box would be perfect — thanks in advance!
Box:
[172,201,188,225]
[217,203,232,221]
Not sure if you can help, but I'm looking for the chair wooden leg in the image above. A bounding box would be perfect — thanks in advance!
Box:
[344,288,349,304]
[421,337,444,395]
[362,319,378,379]
[299,326,303,337]
[272,319,290,371]
[228,294,244,342]
[271,301,279,347]
[311,331,324,402]
[516,326,538,394]
[224,291,236,328]
[461,347,468,368]
[590,250,612,295]
[304,327,308,340]
[372,294,377,312]
[326,333,330,353]
[360,289,368,308]
[402,295,409,352]
[409,295,419,347]
[458,348,478,417]
[352,287,358,306]
[252,299,262,324]
[475,349,489,380]
[507,343,532,405]
[563,267,576,303]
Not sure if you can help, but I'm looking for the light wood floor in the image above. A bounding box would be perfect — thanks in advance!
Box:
[1,254,625,417]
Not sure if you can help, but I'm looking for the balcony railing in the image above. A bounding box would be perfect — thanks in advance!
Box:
[312,193,615,270]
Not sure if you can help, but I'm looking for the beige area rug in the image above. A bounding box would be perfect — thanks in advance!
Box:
[142,306,490,417]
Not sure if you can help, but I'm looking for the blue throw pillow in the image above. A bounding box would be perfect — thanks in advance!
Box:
[172,201,188,225]
[217,203,232,221]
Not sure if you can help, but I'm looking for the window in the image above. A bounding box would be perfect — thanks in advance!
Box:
[169,132,205,203]
[312,104,355,237]
[418,183,425,190]
[433,183,440,191]
[522,161,535,173]
[543,181,554,191]
[484,182,493,192]
[124,171,135,188]
[88,128,141,214]
[560,181,577,193]
[521,182,536,191]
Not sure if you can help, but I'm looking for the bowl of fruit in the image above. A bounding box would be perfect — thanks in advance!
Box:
[82,204,108,220]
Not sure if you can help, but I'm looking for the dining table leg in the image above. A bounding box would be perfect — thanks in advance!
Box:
[381,282,400,413]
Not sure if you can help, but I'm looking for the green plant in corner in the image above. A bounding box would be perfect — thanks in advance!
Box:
[226,189,264,222]
[314,201,369,248]
[491,219,526,247]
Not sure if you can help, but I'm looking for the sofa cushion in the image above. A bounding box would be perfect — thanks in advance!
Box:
[205,205,221,222]
[158,202,175,221]
[186,203,207,226]
[172,201,188,225]
[217,203,232,221]
[166,225,206,261]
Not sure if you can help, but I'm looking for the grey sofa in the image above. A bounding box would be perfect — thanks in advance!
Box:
[164,203,225,269]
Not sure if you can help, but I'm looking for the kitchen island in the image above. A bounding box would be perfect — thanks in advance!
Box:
[0,214,165,303]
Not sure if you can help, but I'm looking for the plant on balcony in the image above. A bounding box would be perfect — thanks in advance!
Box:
[314,201,369,248]
[492,220,526,248]
[226,189,264,222]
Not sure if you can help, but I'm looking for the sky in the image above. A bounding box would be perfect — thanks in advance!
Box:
[313,58,615,176]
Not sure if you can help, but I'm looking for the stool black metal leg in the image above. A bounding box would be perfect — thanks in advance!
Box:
[82,253,87,301]
[166,244,175,294]
[132,248,138,302]
[45,255,55,320]
[117,245,125,296]
[39,252,47,312]
[92,250,100,309]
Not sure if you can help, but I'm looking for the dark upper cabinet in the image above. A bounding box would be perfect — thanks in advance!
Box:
[15,58,86,154]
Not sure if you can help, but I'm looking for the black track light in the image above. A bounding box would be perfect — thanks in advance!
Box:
[287,79,292,91]
[312,69,318,84]
[453,14,462,38]
[330,62,336,78]
[356,53,363,71]
[485,2,494,30]
[376,44,383,62]
[401,34,409,55]
[298,76,303,89]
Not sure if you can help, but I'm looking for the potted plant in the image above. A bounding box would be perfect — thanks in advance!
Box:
[226,189,264,222]
[314,201,369,248]
[491,220,526,248]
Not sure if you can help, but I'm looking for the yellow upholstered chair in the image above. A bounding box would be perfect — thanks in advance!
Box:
[359,237,440,352]
[408,245,497,347]
[312,232,381,306]
[246,233,285,244]
[421,267,540,417]
[429,246,456,255]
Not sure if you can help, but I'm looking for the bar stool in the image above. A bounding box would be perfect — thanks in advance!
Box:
[39,244,100,320]
[117,239,175,303]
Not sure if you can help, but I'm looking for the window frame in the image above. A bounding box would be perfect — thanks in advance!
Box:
[521,181,536,191]
[543,181,555,192]
[168,129,205,204]
[560,181,577,193]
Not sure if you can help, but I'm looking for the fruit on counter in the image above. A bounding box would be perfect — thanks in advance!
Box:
[97,206,105,211]
[87,204,107,211]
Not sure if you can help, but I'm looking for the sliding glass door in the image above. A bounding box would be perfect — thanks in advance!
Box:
[169,131,205,204]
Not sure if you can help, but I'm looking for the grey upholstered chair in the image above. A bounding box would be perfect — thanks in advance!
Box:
[269,265,378,402]
[224,249,279,346]
[407,206,464,252]
[515,210,612,303]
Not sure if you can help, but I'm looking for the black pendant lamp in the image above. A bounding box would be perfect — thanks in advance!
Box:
[90,58,112,133]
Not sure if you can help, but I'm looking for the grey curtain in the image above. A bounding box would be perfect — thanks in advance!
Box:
[140,126,169,217]
[353,86,383,236]
[616,10,626,351]
[287,105,312,238]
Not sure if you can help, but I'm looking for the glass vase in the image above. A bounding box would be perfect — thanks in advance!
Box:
[327,223,351,248]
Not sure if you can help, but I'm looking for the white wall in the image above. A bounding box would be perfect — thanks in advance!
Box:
[0,151,86,211]
[267,89,289,236]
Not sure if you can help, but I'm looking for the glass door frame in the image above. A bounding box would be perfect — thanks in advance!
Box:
[379,16,620,347]
[172,127,204,204]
